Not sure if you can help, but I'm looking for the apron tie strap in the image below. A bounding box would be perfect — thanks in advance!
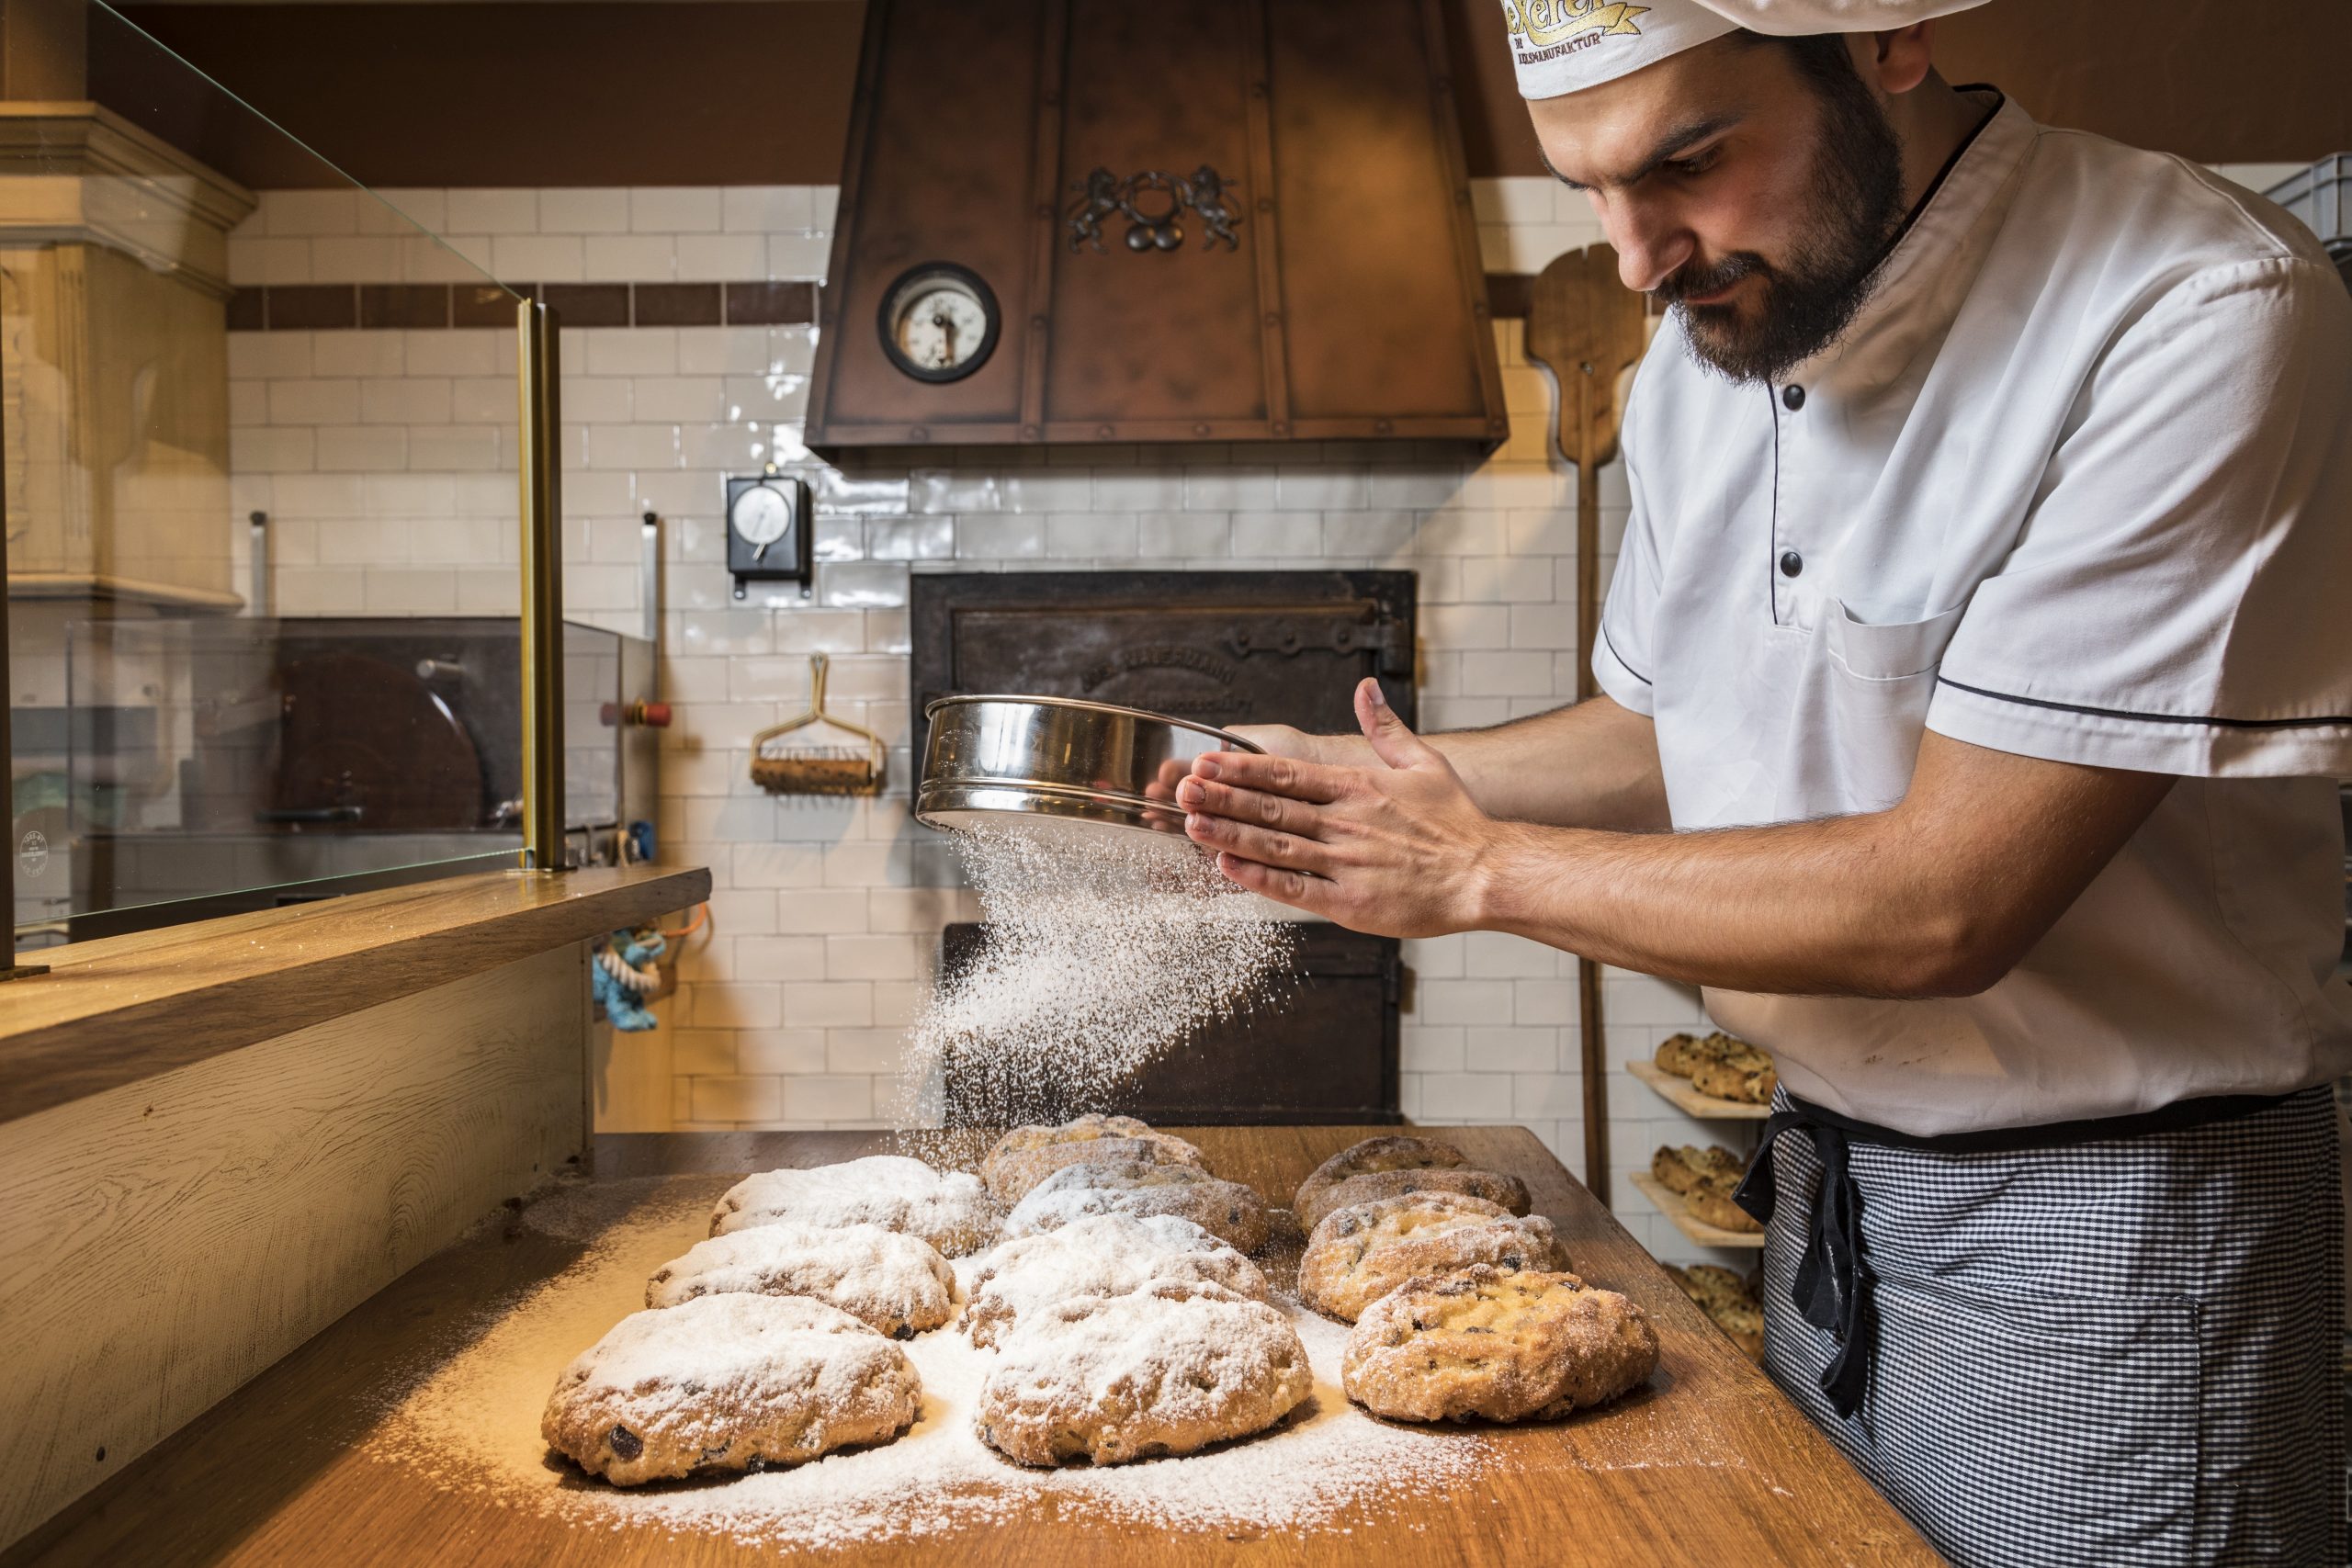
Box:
[1736,1106,1875,1418]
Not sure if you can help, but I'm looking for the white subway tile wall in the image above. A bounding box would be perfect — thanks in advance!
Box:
[223,177,1749,1263]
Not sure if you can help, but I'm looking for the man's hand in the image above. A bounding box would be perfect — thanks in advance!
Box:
[1179,680,1505,936]
[1224,723,1368,769]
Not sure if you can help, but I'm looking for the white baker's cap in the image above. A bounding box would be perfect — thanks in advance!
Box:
[1505,0,1989,100]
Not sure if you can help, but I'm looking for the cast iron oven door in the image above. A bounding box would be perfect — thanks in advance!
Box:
[909,570,1415,764]
[912,569,1415,1124]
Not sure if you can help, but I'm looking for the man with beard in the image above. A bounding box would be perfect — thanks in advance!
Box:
[1175,4,2351,1563]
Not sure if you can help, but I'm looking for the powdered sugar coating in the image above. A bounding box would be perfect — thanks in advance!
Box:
[983,1136,1206,1205]
[540,1293,921,1485]
[710,1156,1001,1257]
[647,1223,956,1339]
[977,1281,1313,1466]
[980,1115,1207,1199]
[1004,1163,1271,1255]
[966,1213,1268,1348]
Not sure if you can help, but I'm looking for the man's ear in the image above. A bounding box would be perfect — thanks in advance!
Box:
[1869,23,1936,96]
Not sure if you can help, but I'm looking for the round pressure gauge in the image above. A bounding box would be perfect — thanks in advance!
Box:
[729,481,792,560]
[877,262,1001,382]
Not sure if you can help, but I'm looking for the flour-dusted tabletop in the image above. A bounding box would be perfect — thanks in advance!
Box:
[6,1127,1943,1566]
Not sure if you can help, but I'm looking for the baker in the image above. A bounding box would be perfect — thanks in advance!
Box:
[1174,5,2351,1562]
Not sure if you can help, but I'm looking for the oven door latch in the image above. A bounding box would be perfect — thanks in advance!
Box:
[1227,613,1412,678]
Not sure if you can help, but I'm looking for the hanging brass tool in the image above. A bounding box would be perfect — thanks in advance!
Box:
[750,653,888,795]
[1523,243,1652,1208]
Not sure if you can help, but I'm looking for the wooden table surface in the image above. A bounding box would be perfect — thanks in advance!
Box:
[8,1127,1944,1567]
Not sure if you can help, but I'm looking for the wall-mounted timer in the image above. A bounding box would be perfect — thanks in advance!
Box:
[725,468,813,600]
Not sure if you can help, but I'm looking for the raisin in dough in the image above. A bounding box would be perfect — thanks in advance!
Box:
[967,1212,1269,1348]
[1295,1166,1532,1235]
[1004,1159,1271,1254]
[541,1294,921,1484]
[1342,1265,1657,1424]
[981,1115,1207,1201]
[708,1155,1000,1256]
[645,1222,955,1339]
[976,1281,1311,1466]
[1298,1192,1566,1322]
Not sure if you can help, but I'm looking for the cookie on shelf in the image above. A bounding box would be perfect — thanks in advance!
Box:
[1681,1178,1764,1234]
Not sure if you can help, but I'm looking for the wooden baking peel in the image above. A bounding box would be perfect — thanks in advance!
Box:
[1523,243,1652,1208]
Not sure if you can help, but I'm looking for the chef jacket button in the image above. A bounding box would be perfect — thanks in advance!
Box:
[1781,383,1806,411]
[1780,549,1804,578]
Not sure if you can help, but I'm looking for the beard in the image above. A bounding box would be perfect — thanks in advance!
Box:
[1661,61,1907,384]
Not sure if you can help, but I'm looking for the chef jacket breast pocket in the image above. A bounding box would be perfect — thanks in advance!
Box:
[1815,599,1967,812]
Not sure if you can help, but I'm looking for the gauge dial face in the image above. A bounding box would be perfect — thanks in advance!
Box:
[729,483,792,556]
[877,264,1001,382]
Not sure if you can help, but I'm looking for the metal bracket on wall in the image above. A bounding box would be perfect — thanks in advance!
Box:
[1067,166,1244,254]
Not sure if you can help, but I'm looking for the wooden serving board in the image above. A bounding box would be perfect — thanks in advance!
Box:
[1629,1171,1768,1251]
[1627,1059,1773,1121]
[7,1127,1938,1567]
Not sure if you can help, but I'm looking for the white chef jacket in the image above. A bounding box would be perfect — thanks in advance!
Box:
[1593,92,2352,1135]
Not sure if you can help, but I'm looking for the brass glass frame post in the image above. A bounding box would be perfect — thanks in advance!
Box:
[516,298,569,871]
[0,355,47,979]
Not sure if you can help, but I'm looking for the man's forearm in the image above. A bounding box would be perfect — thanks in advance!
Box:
[1476,813,1972,998]
[1472,739,2174,999]
[1304,696,1669,830]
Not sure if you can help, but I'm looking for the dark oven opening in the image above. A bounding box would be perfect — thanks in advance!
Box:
[910,570,1417,1124]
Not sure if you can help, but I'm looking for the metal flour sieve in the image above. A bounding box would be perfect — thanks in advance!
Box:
[915,694,1262,855]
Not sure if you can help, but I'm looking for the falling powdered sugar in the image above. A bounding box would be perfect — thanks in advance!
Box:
[894,822,1297,1128]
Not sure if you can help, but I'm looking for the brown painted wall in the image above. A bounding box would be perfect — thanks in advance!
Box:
[1454,0,2352,175]
[105,2,865,186]
[106,0,2349,190]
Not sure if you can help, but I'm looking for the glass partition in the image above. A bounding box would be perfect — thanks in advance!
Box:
[2,3,593,947]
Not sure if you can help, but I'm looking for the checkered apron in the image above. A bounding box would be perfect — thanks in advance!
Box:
[1737,1086,2345,1568]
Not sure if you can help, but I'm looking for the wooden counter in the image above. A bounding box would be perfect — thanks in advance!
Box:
[0,863,711,1126]
[9,1126,1944,1567]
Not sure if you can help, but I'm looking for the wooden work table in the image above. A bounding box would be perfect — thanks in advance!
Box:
[9,1126,1944,1566]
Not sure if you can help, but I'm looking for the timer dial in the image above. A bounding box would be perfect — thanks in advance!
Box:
[729,482,792,559]
[877,263,1001,383]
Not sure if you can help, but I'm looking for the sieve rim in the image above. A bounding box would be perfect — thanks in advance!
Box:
[920,694,1266,754]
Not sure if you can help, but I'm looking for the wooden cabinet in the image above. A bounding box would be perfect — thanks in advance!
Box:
[806,0,1507,451]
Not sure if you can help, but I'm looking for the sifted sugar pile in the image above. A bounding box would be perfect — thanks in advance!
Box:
[368,1177,1492,1551]
[894,822,1296,1128]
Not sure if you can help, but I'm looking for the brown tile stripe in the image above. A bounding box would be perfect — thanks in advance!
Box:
[538,282,631,327]
[632,282,721,326]
[224,276,1521,329]
[360,283,451,329]
[724,281,816,326]
[263,283,357,330]
[227,280,823,330]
